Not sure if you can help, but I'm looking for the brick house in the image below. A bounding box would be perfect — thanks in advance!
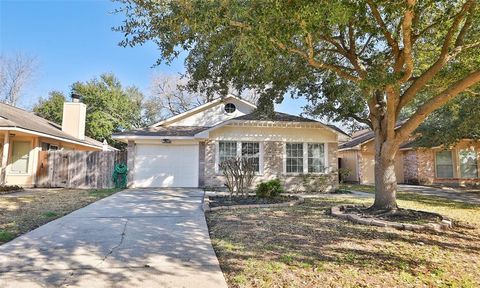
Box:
[113,95,348,191]
[338,130,480,186]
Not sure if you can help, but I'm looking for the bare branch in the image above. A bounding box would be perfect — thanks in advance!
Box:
[367,0,400,57]
[398,0,416,83]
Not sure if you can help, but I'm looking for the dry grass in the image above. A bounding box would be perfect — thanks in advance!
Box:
[0,188,121,243]
[207,194,480,288]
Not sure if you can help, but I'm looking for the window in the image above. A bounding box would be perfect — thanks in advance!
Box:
[10,141,31,174]
[219,141,237,165]
[435,150,454,178]
[242,142,260,172]
[459,150,478,178]
[308,143,325,173]
[41,143,59,151]
[224,103,236,113]
[286,143,303,173]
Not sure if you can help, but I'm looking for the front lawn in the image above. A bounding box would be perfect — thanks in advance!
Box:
[207,193,480,287]
[0,188,121,244]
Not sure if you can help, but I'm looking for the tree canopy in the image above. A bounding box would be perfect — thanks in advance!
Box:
[115,0,480,210]
[33,73,144,148]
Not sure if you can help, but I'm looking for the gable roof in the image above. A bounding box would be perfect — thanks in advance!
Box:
[0,102,104,149]
[150,94,257,127]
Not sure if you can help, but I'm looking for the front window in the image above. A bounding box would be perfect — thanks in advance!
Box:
[219,141,237,165]
[10,141,31,174]
[308,143,325,173]
[435,150,454,178]
[286,143,303,173]
[241,142,260,172]
[459,150,478,178]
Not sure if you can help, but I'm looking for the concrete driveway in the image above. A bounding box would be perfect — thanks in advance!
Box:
[0,188,228,288]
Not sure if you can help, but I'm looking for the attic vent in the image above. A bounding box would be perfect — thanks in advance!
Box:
[224,103,236,113]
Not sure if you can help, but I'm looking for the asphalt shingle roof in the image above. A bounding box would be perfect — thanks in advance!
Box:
[113,126,211,137]
[0,102,104,148]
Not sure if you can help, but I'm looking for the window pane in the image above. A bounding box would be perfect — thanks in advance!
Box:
[286,143,303,173]
[435,151,453,178]
[308,143,325,173]
[460,150,478,178]
[219,141,237,165]
[10,141,30,174]
[242,142,260,172]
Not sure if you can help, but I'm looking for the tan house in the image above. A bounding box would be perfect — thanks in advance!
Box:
[338,130,480,186]
[0,96,110,187]
[113,95,347,191]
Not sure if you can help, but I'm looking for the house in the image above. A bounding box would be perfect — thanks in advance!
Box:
[0,95,111,187]
[113,95,346,191]
[338,129,480,186]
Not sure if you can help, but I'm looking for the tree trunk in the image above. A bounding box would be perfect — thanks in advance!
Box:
[371,134,399,211]
[372,148,398,210]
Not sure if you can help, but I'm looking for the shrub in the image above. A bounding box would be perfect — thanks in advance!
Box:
[256,179,284,198]
[338,168,352,183]
[220,157,256,198]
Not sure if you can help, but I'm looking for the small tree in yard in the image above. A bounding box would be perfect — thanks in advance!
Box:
[219,157,256,198]
[116,1,480,211]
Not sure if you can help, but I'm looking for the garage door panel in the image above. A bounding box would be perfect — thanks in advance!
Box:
[133,144,199,188]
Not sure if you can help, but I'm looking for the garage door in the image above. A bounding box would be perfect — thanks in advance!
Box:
[133,144,199,187]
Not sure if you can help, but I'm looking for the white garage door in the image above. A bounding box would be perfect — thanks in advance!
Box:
[133,144,199,187]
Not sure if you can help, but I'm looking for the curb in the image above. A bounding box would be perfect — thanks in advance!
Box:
[203,195,305,212]
[330,205,453,232]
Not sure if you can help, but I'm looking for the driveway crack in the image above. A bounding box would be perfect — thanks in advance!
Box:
[101,218,129,262]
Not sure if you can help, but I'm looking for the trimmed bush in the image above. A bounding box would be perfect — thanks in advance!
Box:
[256,179,284,198]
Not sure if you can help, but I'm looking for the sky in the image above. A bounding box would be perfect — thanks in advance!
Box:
[1,0,306,116]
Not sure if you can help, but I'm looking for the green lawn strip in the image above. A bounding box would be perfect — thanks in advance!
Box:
[207,195,480,287]
[0,188,122,244]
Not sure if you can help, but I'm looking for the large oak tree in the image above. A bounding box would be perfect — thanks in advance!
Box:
[115,0,480,210]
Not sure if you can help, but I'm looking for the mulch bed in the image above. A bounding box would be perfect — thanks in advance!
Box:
[343,205,443,224]
[208,195,296,208]
[0,185,23,195]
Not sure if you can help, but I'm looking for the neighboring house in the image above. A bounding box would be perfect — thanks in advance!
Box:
[0,95,111,187]
[338,130,480,186]
[113,95,346,191]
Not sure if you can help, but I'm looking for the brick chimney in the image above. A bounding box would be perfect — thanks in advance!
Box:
[62,92,86,140]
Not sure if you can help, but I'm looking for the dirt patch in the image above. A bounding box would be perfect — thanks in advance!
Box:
[0,188,121,244]
[343,205,443,224]
[208,195,296,208]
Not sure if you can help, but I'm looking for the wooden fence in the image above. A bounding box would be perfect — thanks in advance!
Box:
[36,150,128,189]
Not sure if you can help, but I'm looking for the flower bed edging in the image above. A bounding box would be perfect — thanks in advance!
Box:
[203,195,304,212]
[330,205,453,233]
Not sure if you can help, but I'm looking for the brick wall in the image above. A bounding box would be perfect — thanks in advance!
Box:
[403,150,418,184]
[203,140,338,192]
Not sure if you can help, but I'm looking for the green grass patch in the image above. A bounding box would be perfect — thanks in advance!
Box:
[0,230,15,242]
[88,188,121,198]
[42,211,58,218]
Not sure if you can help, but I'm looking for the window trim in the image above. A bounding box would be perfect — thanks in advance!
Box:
[215,141,264,175]
[283,142,329,175]
[434,150,454,179]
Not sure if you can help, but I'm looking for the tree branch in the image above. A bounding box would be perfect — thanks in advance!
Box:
[367,0,400,57]
[397,0,475,110]
[396,70,480,142]
[398,0,415,83]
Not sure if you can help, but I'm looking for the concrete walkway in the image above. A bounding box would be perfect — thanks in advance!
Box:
[0,188,228,288]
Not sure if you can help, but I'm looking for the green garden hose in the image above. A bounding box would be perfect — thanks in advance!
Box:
[112,163,128,188]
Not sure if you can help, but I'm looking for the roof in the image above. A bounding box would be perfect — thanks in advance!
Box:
[150,94,257,127]
[339,130,374,150]
[113,126,211,137]
[233,111,317,122]
[0,102,104,149]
